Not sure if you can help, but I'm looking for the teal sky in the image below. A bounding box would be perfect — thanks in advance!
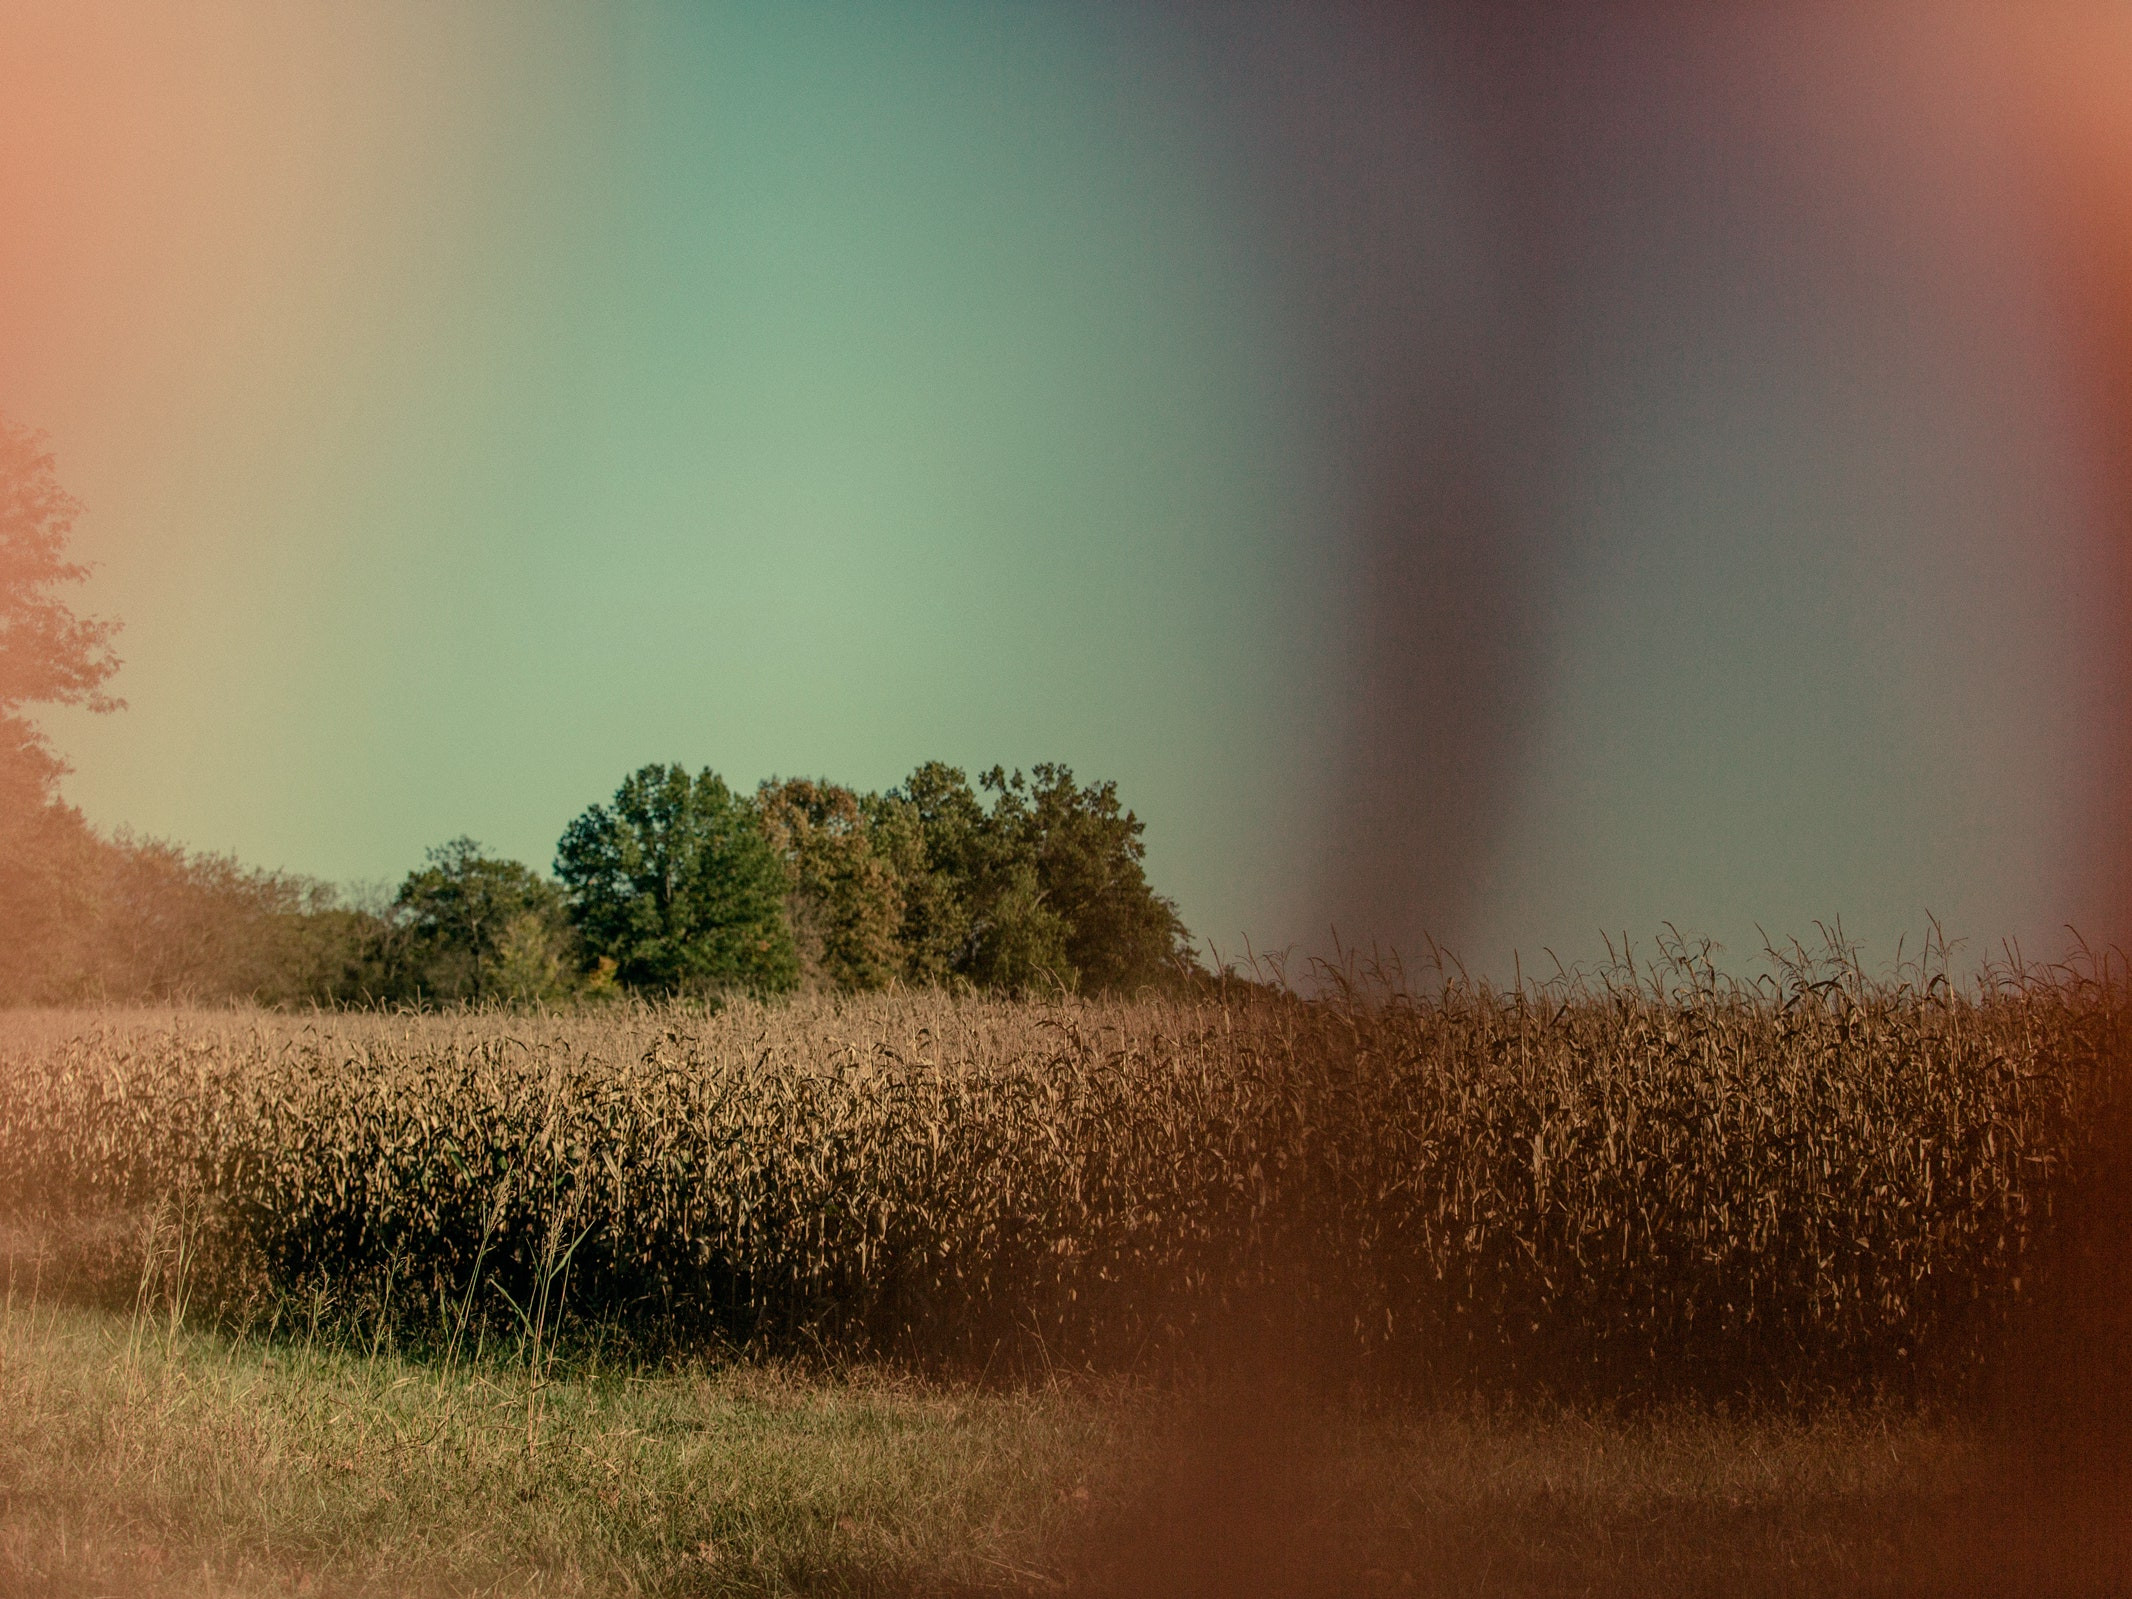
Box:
[12,3,1341,960]
[6,3,2125,977]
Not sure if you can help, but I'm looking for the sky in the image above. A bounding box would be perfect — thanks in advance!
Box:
[4,2,2130,979]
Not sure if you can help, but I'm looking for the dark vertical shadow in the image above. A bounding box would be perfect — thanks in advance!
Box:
[1069,6,2132,1596]
[1907,21,2132,1593]
[1166,2,1576,957]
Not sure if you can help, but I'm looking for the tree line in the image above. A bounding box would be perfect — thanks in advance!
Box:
[376,757,1191,1004]
[0,415,1193,1005]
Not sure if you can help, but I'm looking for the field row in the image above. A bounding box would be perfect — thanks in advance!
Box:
[1,957,2123,1399]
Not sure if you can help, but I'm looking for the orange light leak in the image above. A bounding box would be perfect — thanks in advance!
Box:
[1913,11,2132,1591]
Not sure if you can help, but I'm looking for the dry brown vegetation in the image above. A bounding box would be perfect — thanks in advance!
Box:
[2,937,2121,1406]
[0,1297,1970,1598]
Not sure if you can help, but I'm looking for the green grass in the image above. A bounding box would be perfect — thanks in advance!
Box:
[0,1294,1974,1597]
[0,1294,1125,1597]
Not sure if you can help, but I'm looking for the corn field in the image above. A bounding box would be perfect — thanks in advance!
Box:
[0,942,2124,1400]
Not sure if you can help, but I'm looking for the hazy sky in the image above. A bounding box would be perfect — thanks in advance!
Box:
[5,2,2128,977]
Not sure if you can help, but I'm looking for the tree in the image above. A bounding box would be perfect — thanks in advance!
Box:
[881,761,985,985]
[81,835,383,1005]
[998,763,1192,992]
[555,764,797,995]
[0,417,123,1000]
[877,760,1193,994]
[1,416,122,786]
[393,837,573,1002]
[756,778,904,992]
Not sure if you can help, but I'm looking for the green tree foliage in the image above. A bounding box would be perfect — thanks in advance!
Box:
[879,762,985,986]
[756,779,905,992]
[749,760,1193,997]
[875,762,1190,994]
[556,764,797,995]
[904,763,1071,990]
[999,763,1191,993]
[392,837,574,1003]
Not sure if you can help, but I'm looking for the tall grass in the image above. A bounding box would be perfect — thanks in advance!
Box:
[1,936,2122,1401]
